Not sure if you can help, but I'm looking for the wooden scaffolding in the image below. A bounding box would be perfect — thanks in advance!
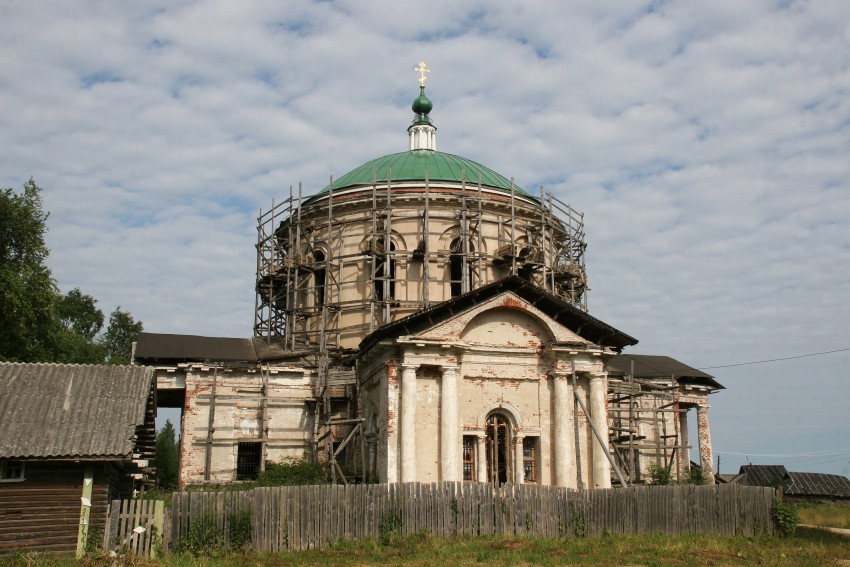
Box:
[254,171,590,482]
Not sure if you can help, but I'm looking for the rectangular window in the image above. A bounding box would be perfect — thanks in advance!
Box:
[236,442,262,480]
[522,437,537,483]
[462,436,477,481]
[0,460,24,481]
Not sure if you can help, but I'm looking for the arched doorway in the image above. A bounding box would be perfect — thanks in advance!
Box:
[485,413,512,485]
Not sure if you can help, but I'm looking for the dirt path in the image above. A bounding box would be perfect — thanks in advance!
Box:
[800,524,850,537]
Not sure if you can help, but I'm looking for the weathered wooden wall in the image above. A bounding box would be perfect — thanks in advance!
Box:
[166,482,776,553]
[0,462,129,556]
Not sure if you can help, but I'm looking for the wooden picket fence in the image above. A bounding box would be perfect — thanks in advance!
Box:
[159,482,775,553]
[103,498,167,557]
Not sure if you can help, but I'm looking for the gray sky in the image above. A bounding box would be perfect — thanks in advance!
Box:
[2,2,848,476]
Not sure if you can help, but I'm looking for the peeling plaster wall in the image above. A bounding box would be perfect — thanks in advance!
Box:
[286,191,583,348]
[415,368,440,481]
[357,301,616,488]
[155,365,314,486]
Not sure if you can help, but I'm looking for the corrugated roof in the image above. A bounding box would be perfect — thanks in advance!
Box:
[607,354,724,390]
[134,333,291,362]
[786,472,850,498]
[738,464,790,488]
[734,465,850,499]
[0,363,153,460]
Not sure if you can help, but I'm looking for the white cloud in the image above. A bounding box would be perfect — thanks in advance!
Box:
[2,1,848,475]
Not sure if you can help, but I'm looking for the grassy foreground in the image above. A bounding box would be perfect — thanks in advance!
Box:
[5,528,850,567]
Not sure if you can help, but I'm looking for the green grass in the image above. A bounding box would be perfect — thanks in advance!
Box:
[797,502,850,529]
[4,529,849,567]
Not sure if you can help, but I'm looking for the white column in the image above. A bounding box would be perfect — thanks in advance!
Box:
[552,372,571,487]
[440,365,460,481]
[589,373,611,489]
[515,436,525,484]
[477,436,487,483]
[697,404,715,484]
[679,409,690,479]
[400,364,418,482]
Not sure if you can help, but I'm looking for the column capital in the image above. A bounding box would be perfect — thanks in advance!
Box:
[401,363,419,372]
[441,364,460,373]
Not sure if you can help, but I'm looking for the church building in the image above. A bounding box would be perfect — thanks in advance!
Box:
[134,64,722,489]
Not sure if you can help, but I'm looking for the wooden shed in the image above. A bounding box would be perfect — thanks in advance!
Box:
[0,363,156,556]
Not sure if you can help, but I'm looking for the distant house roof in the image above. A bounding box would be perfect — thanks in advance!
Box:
[737,464,790,488]
[733,465,850,499]
[0,363,154,460]
[134,333,290,362]
[357,275,638,356]
[787,472,850,499]
[607,354,724,390]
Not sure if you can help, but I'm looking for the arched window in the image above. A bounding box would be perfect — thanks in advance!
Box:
[449,237,474,297]
[374,239,395,302]
[313,250,326,306]
[485,413,512,485]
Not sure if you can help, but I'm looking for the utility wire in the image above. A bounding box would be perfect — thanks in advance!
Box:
[699,347,850,370]
[717,447,850,458]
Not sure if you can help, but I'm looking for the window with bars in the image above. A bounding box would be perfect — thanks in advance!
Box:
[522,437,538,483]
[236,442,262,480]
[462,436,477,481]
[0,460,24,481]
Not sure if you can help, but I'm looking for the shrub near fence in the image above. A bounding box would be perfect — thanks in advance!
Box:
[164,482,776,553]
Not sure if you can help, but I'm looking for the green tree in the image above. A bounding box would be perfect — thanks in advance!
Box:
[57,287,104,338]
[154,420,180,490]
[102,307,143,364]
[1,179,143,364]
[54,288,107,363]
[0,179,59,361]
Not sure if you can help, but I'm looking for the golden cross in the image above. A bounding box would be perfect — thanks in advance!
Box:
[414,61,430,87]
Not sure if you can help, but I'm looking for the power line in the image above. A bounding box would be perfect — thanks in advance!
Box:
[699,347,850,370]
[717,447,850,458]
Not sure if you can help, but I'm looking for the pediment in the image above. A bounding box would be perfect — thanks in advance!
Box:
[413,291,591,348]
[357,276,637,357]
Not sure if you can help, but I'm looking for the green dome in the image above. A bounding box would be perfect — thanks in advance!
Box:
[313,150,531,199]
[412,87,433,116]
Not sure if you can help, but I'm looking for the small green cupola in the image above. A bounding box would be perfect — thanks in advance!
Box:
[408,61,437,151]
[412,86,433,123]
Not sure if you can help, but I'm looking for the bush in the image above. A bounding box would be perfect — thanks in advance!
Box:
[771,496,799,537]
[687,466,706,485]
[173,515,220,556]
[257,458,328,486]
[649,463,673,485]
[228,509,252,551]
[379,508,404,546]
[172,510,252,556]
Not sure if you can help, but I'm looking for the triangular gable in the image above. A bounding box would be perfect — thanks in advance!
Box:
[414,291,591,347]
[357,276,637,357]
